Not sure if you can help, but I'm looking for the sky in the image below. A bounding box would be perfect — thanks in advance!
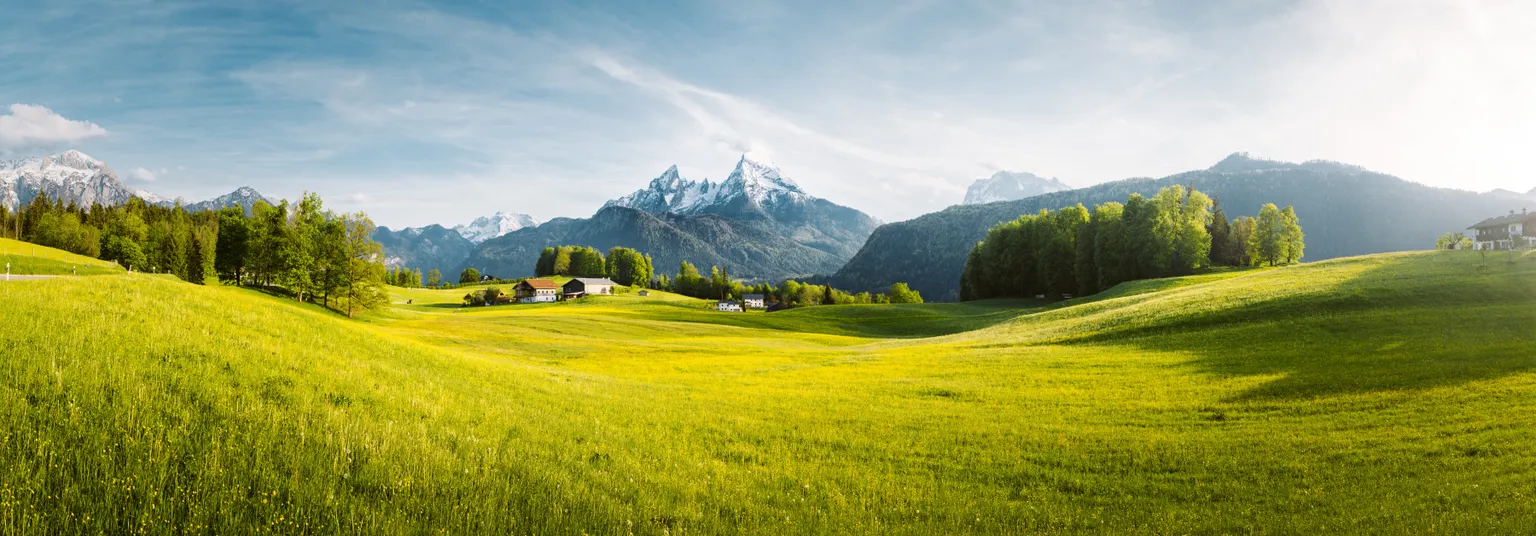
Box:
[1,0,1533,228]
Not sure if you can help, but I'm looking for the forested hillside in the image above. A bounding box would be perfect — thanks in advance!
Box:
[462,206,855,281]
[834,154,1535,301]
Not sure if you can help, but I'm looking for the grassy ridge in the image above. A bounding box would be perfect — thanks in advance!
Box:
[0,237,124,276]
[1,250,1534,533]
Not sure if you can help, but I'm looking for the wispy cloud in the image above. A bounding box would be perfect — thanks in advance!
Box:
[0,104,109,152]
[127,167,161,182]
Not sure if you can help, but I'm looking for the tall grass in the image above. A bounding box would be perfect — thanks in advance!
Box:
[1,249,1533,533]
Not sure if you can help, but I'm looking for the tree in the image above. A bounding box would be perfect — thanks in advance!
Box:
[535,247,557,276]
[888,282,923,304]
[1280,206,1305,264]
[215,206,250,283]
[185,224,218,284]
[1208,200,1232,266]
[315,219,348,307]
[605,247,653,286]
[1436,232,1464,250]
[460,267,482,284]
[1091,202,1130,291]
[1251,203,1285,266]
[552,247,573,275]
[1229,216,1257,266]
[427,269,442,287]
[341,213,388,318]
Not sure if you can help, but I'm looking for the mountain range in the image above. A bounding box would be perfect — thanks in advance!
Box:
[10,150,1533,296]
[0,150,279,215]
[962,171,1073,205]
[462,156,881,280]
[833,152,1536,301]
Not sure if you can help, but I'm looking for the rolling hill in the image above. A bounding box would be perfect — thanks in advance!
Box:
[2,244,1533,533]
[834,153,1536,301]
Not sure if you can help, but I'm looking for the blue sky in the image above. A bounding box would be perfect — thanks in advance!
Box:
[2,0,1533,227]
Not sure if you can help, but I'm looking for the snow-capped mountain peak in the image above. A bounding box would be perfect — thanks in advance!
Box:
[453,211,540,244]
[726,155,805,198]
[1,150,134,210]
[605,155,814,217]
[962,171,1073,205]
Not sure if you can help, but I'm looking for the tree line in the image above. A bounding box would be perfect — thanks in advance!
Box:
[663,261,923,306]
[961,185,1304,301]
[2,194,218,283]
[507,243,925,307]
[0,192,391,317]
[530,245,656,286]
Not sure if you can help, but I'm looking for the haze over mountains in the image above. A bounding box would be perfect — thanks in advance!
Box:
[962,171,1073,205]
[834,152,1536,301]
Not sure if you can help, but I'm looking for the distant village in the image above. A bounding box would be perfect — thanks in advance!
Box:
[460,276,773,312]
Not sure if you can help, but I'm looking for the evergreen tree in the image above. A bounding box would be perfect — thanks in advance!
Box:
[214,206,250,283]
[1208,201,1231,266]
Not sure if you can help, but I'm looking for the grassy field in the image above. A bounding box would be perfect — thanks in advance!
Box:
[0,237,124,276]
[1,244,1534,534]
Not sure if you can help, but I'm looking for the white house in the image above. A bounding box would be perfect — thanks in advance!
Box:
[514,279,559,303]
[742,293,766,309]
[716,300,744,312]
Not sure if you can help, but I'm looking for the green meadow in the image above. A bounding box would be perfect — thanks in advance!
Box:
[1,245,1534,534]
[0,237,125,277]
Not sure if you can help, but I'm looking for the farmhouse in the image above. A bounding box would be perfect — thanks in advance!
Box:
[1468,209,1534,250]
[742,294,766,309]
[716,300,744,312]
[514,279,559,303]
[638,290,650,297]
[562,277,617,300]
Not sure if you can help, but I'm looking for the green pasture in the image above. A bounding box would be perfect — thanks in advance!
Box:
[0,237,124,276]
[1,243,1533,534]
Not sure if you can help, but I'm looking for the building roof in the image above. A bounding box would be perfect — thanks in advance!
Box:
[742,294,765,300]
[1469,210,1531,229]
[717,300,742,305]
[566,277,618,286]
[520,279,559,289]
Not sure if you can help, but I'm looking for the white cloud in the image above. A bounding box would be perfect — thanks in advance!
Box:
[0,104,109,150]
[128,167,159,182]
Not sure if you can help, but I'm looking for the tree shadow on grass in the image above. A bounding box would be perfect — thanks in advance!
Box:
[1071,252,1536,401]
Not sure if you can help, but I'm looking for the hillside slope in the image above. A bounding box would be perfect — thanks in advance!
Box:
[834,154,1535,300]
[2,250,1533,533]
[0,237,125,275]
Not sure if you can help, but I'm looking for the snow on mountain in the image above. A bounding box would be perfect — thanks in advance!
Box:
[604,155,812,217]
[452,212,540,244]
[0,150,137,210]
[181,186,277,215]
[962,171,1073,205]
[1528,187,1536,197]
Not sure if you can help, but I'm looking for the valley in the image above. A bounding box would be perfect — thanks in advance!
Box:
[2,245,1532,533]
